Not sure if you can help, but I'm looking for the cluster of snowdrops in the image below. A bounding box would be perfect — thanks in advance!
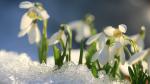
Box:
[18,1,150,83]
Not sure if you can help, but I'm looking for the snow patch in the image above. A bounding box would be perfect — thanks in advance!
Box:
[0,50,129,84]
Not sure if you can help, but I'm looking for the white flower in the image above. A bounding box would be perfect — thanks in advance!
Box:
[127,49,150,65]
[87,32,126,65]
[18,1,49,44]
[48,30,66,46]
[104,24,127,44]
[19,1,49,20]
[69,20,91,42]
[86,33,109,65]
[19,1,34,9]
[103,24,128,64]
[129,26,145,52]
[109,42,126,64]
[18,14,41,44]
[91,45,109,65]
[86,33,107,50]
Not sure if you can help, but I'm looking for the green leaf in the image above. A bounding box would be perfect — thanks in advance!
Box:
[110,61,119,78]
[53,45,62,67]
[91,62,98,78]
[38,20,48,64]
[128,66,135,83]
[38,33,48,63]
[103,63,112,74]
[61,37,68,62]
[85,42,97,68]
[61,24,72,61]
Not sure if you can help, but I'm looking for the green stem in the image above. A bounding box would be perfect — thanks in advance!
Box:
[96,60,101,71]
[79,40,84,64]
[124,46,132,57]
[38,20,48,63]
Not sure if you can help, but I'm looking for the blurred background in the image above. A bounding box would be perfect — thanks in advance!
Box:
[0,0,150,60]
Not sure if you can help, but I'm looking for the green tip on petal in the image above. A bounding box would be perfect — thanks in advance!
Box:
[140,26,146,39]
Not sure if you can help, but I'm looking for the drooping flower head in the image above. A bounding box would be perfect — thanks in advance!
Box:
[18,1,49,44]
[48,24,71,46]
[129,26,146,52]
[69,20,91,42]
[104,24,127,44]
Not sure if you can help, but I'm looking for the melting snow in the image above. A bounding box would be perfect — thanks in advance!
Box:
[0,50,129,84]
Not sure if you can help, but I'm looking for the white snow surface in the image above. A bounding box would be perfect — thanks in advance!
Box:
[0,50,129,84]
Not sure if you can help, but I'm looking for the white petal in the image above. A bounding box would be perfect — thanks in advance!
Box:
[98,33,107,48]
[109,42,122,58]
[130,34,144,52]
[48,31,61,46]
[86,33,101,45]
[118,36,126,45]
[69,21,83,30]
[142,61,148,71]
[118,24,127,33]
[119,62,131,76]
[69,21,91,42]
[97,45,109,65]
[39,10,50,20]
[27,24,41,44]
[119,48,126,64]
[91,49,101,62]
[136,38,144,51]
[83,24,91,38]
[27,26,36,44]
[75,32,84,42]
[128,49,149,65]
[18,24,32,37]
[104,26,115,36]
[34,24,41,43]
[61,33,67,45]
[19,1,34,9]
[20,13,33,30]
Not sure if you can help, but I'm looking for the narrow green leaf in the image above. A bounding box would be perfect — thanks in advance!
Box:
[128,66,135,83]
[85,42,97,68]
[91,62,98,78]
[53,45,62,67]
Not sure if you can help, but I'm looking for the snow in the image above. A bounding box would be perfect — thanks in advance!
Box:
[0,50,129,84]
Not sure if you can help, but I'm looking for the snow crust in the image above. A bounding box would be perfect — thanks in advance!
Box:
[0,50,129,84]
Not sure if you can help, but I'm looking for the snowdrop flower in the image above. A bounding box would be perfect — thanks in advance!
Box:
[18,1,49,44]
[129,26,145,52]
[109,42,126,64]
[104,24,127,44]
[127,48,150,65]
[48,30,66,46]
[69,20,91,42]
[48,24,72,46]
[86,32,107,50]
[103,24,129,64]
[87,32,126,65]
[86,33,109,65]
[92,44,109,65]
